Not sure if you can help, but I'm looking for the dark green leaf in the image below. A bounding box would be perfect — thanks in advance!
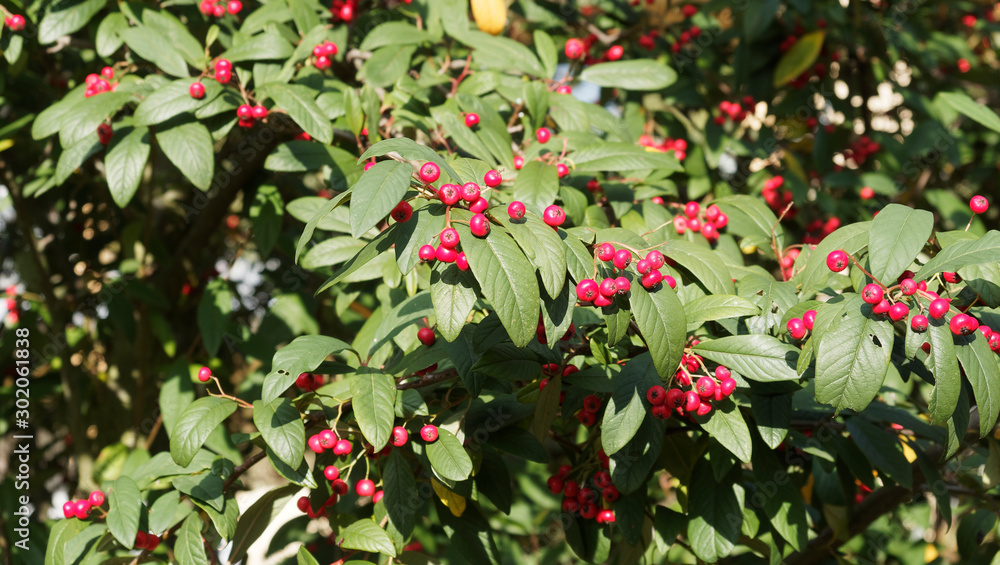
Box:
[814,298,894,413]
[106,476,142,549]
[350,369,396,451]
[926,317,961,423]
[580,60,678,91]
[845,417,913,487]
[156,119,215,190]
[349,160,412,238]
[431,263,478,342]
[694,335,800,382]
[359,45,418,88]
[867,204,933,284]
[259,83,333,144]
[262,335,357,403]
[170,397,238,467]
[426,429,473,481]
[629,284,687,377]
[688,461,743,562]
[697,400,752,463]
[252,397,305,468]
[956,334,1000,437]
[940,91,1000,134]
[105,126,151,207]
[336,520,398,557]
[197,279,232,358]
[230,485,300,563]
[38,0,107,44]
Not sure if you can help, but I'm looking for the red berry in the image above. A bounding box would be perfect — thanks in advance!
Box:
[943,272,961,284]
[324,466,340,481]
[7,14,26,31]
[861,283,884,305]
[419,162,441,183]
[606,45,624,60]
[612,249,632,270]
[860,186,875,200]
[582,395,601,413]
[826,250,849,272]
[970,195,989,214]
[950,314,979,336]
[390,201,413,223]
[438,184,461,206]
[63,501,75,519]
[513,156,524,169]
[74,501,92,520]
[470,213,490,237]
[356,479,376,497]
[646,250,665,269]
[683,391,701,412]
[252,105,268,119]
[684,201,700,218]
[484,170,502,187]
[641,270,662,289]
[89,491,105,507]
[508,201,526,219]
[456,252,469,270]
[333,439,352,455]
[599,278,618,297]
[802,310,817,330]
[417,327,436,346]
[543,205,565,227]
[465,113,480,127]
[391,426,409,446]
[556,163,569,178]
[695,376,716,398]
[436,245,458,263]
[307,435,323,453]
[787,318,807,340]
[719,377,736,397]
[547,476,565,494]
[593,294,612,308]
[536,127,551,144]
[646,385,666,405]
[696,401,713,417]
[928,298,950,319]
[470,197,489,214]
[900,278,916,295]
[597,509,615,523]
[888,302,909,322]
[418,245,436,262]
[420,425,439,442]
[197,366,212,382]
[873,299,891,315]
[911,315,928,332]
[576,279,599,302]
[332,479,349,495]
[189,82,206,99]
[565,38,585,59]
[577,411,597,426]
[227,0,242,14]
[614,276,630,294]
[97,123,113,146]
[596,243,615,262]
[460,182,481,202]
[439,227,460,249]
[373,491,384,503]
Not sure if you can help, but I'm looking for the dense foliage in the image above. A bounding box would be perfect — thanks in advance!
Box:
[2,0,1000,563]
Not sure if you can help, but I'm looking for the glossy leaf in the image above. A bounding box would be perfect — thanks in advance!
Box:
[170,397,238,467]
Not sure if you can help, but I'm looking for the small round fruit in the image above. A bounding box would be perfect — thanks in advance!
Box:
[189,82,206,99]
[324,466,340,481]
[873,299,891,315]
[356,479,376,497]
[419,162,441,183]
[237,104,253,119]
[950,313,979,336]
[646,250,665,269]
[888,302,909,322]
[373,491,384,503]
[438,184,461,206]
[319,429,337,448]
[719,377,736,397]
[333,439,352,455]
[197,366,212,382]
[252,105,268,119]
[484,170,502,187]
[576,279,599,302]
[547,476,565,494]
[439,227,460,249]
[417,327,436,346]
[556,163,569,177]
[596,243,615,262]
[456,252,469,271]
[89,491,105,507]
[565,38,585,59]
[606,45,624,61]
[861,283,884,305]
[683,391,701,412]
[900,278,916,295]
[599,278,617,298]
[307,435,324,453]
[636,259,651,275]
[418,245,436,262]
[928,298,950,319]
[641,270,662,289]
[943,272,961,284]
[612,249,632,270]
[582,395,601,413]
[227,0,242,14]
[826,250,850,272]
[74,501,92,519]
[63,501,75,519]
[332,479,349,495]
[787,318,807,340]
[715,366,731,380]
[614,276,630,294]
[860,186,875,200]
[508,201,526,220]
[297,496,310,513]
[420,425,439,442]
[695,376,716,398]
[684,201,700,218]
[911,314,928,332]
[470,197,489,214]
[536,127,551,144]
[543,205,566,227]
[390,201,413,223]
[593,294,612,308]
[651,404,671,419]
[465,113,480,127]
[970,195,989,214]
[513,156,524,169]
[577,411,597,426]
[646,385,666,405]
[470,213,490,237]
[597,509,616,523]
[802,310,817,330]
[391,426,409,447]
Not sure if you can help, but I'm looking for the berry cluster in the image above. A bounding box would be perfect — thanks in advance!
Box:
[713,97,754,125]
[576,246,671,306]
[646,359,737,419]
[330,0,357,22]
[801,216,841,245]
[199,0,242,17]
[840,135,881,168]
[311,41,338,70]
[761,176,794,216]
[671,201,728,241]
[3,14,25,31]
[638,134,688,161]
[4,286,18,324]
[84,68,117,98]
[214,58,232,85]
[307,429,354,456]
[62,490,104,520]
[669,22,704,54]
[546,463,616,524]
[563,36,627,65]
[236,103,268,128]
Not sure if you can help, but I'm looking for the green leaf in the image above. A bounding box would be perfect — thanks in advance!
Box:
[170,397,238,467]
[336,519,397,557]
[134,79,222,126]
[533,30,557,78]
[916,231,1000,280]
[382,449,418,537]
[744,0,780,40]
[349,160,412,238]
[688,461,743,562]
[33,85,86,140]
[456,94,514,168]
[939,91,1000,134]
[294,190,351,262]
[296,546,322,565]
[426,429,473,481]
[106,476,142,549]
[55,136,102,186]
[45,516,89,564]
[629,284,686,377]
[684,295,760,329]
[252,397,305,468]
[531,376,562,442]
[845,417,913,487]
[105,126,151,207]
[59,90,133,147]
[119,25,190,77]
[697,400,752,463]
[38,0,107,44]
[797,221,871,296]
[572,142,683,173]
[350,370,396,451]
[96,12,128,57]
[259,83,333,144]
[713,195,784,253]
[230,485,300,563]
[511,160,559,213]
[925,317,961,424]
[265,141,359,179]
[157,119,214,190]
[580,59,678,91]
[250,185,284,256]
[815,298,894,413]
[221,30,294,62]
[773,30,825,87]
[360,21,435,50]
[359,45,418,88]
[694,335,800,382]
[460,223,540,347]
[359,138,461,183]
[197,279,233,357]
[956,334,1000,437]
[148,490,189,534]
[867,204,933,284]
[316,224,399,292]
[661,239,735,295]
[750,433,807,550]
[601,358,652,456]
[175,514,210,565]
[752,393,791,449]
[458,30,546,77]
[495,214,567,297]
[431,263,478,342]
[262,335,357,404]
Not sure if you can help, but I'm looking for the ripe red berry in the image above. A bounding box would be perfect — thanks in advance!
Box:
[556,163,569,178]
[612,249,632,270]
[861,283,884,305]
[641,270,663,289]
[189,82,206,99]
[950,314,979,336]
[899,278,916,296]
[596,243,615,262]
[873,299,891,315]
[391,426,409,446]
[484,170,502,187]
[928,298,950,319]
[419,162,441,183]
[582,395,602,413]
[332,479,349,495]
[683,391,701,412]
[7,14,26,31]
[470,213,490,237]
[417,327,436,346]
[373,491,384,503]
[646,250,665,269]
[508,201,526,220]
[97,123,113,145]
[62,501,75,519]
[438,184,461,206]
[719,377,736,397]
[826,250,850,272]
[787,318,807,340]
[577,411,597,426]
[307,435,323,453]
[599,278,617,298]
[356,479,376,497]
[470,197,489,214]
[576,279,599,302]
[606,45,624,60]
[543,205,566,227]
[695,376,716,398]
[197,366,212,382]
[696,401,713,417]
[681,4,697,16]
[389,201,413,223]
[333,439,352,455]
[684,201,700,218]
[614,276,630,294]
[562,498,579,513]
[970,195,989,214]
[651,404,671,419]
[593,294,612,307]
[418,245,436,262]
[252,105,268,119]
[802,310,817,331]
[460,182,481,202]
[860,186,875,200]
[911,315,928,332]
[565,38,585,59]
[597,509,616,523]
[536,127,551,144]
[547,476,564,494]
[888,302,909,322]
[465,113,480,127]
[420,425,439,442]
[942,272,961,284]
[74,501,92,520]
[324,466,340,481]
[439,228,460,249]
[88,491,105,507]
[513,156,524,169]
[646,385,666,405]
[227,0,242,14]
[436,245,458,263]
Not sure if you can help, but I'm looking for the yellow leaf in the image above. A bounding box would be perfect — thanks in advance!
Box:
[799,473,814,505]
[431,478,466,517]
[898,435,917,463]
[924,543,939,563]
[0,139,14,153]
[773,31,825,88]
